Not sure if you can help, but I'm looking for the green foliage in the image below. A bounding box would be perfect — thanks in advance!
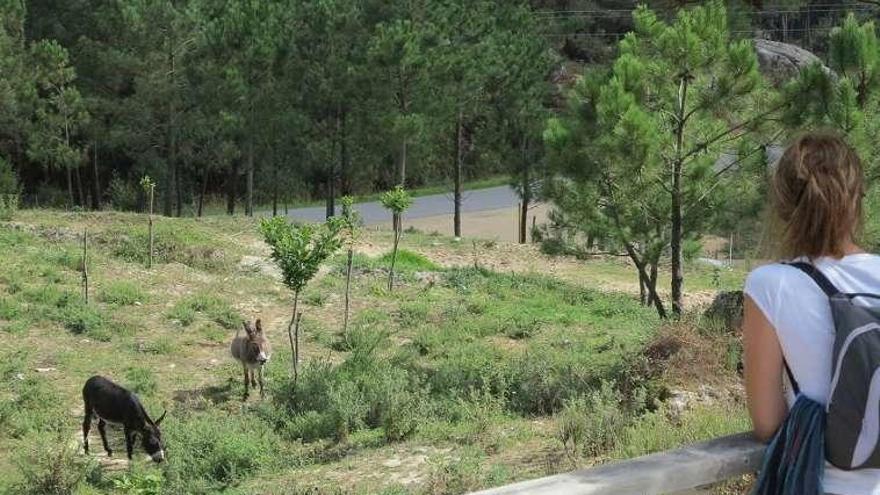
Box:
[106,221,228,271]
[124,367,158,396]
[107,173,139,211]
[379,249,438,272]
[259,217,342,293]
[379,186,413,215]
[557,382,629,458]
[163,409,283,492]
[12,430,96,495]
[544,0,766,316]
[0,157,18,220]
[111,472,164,495]
[167,293,241,329]
[99,281,146,306]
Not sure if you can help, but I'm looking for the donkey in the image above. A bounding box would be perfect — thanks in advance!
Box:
[82,375,166,463]
[231,319,271,398]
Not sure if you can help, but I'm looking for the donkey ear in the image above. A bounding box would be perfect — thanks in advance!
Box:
[155,409,167,426]
[255,319,262,333]
[243,321,254,337]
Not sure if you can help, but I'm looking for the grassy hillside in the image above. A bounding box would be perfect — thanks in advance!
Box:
[0,210,749,495]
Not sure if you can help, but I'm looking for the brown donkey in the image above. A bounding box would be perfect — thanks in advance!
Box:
[230,319,271,398]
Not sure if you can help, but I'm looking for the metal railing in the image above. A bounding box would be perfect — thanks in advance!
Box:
[469,433,765,495]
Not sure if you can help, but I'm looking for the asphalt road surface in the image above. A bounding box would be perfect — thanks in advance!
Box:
[285,185,521,225]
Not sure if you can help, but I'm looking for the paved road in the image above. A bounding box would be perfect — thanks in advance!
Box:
[285,185,521,225]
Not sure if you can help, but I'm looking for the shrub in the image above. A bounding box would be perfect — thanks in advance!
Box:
[108,224,227,272]
[423,449,486,495]
[0,376,68,438]
[106,173,140,212]
[163,409,283,492]
[124,367,158,396]
[0,157,19,221]
[167,293,241,329]
[99,281,146,306]
[13,431,96,495]
[58,303,109,341]
[379,249,439,272]
[557,381,629,458]
[111,471,164,495]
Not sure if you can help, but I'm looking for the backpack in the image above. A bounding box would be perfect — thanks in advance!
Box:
[788,261,880,470]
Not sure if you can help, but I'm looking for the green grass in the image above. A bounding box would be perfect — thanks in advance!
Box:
[0,209,748,495]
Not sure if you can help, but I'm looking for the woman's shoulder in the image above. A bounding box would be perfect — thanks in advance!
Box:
[745,262,795,289]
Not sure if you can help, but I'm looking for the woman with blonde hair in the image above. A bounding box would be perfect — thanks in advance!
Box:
[744,131,880,494]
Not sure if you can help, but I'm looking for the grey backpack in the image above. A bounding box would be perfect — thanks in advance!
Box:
[789,262,880,470]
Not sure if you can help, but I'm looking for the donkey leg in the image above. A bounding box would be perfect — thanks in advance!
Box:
[242,364,250,398]
[82,403,93,454]
[124,427,135,460]
[97,419,113,456]
[258,366,265,398]
[250,367,257,387]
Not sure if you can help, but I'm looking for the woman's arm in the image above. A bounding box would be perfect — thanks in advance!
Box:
[743,295,788,442]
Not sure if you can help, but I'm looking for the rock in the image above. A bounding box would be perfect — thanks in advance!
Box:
[754,39,834,86]
[382,458,403,468]
[704,290,744,332]
[35,367,56,373]
[14,373,24,381]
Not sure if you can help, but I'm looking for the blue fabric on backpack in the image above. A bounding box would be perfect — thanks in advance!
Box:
[751,395,826,495]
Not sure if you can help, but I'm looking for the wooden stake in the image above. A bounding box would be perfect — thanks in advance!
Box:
[81,229,89,304]
[148,185,154,269]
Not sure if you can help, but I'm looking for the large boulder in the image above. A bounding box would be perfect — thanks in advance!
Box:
[754,39,833,86]
[704,290,744,332]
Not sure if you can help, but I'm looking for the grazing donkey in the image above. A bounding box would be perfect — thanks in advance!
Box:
[82,375,166,463]
[231,319,271,398]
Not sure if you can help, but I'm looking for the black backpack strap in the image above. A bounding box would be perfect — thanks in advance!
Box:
[786,261,841,297]
[784,360,800,395]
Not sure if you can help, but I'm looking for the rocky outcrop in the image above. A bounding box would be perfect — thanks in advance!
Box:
[754,39,834,86]
[704,290,744,332]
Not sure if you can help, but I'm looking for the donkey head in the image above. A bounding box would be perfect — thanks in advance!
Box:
[243,319,271,365]
[141,409,166,463]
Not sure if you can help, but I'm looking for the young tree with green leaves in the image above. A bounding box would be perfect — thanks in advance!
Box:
[380,186,413,291]
[28,40,90,208]
[782,13,880,249]
[339,196,361,333]
[545,1,771,317]
[260,216,342,384]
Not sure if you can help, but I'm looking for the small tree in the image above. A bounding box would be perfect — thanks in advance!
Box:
[339,196,361,334]
[380,186,413,291]
[259,216,342,384]
[140,176,156,269]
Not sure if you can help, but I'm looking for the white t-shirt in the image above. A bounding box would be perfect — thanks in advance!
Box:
[745,253,880,495]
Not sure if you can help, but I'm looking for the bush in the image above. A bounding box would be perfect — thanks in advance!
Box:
[124,367,158,396]
[163,409,283,492]
[557,381,629,458]
[12,431,96,495]
[379,249,439,272]
[167,293,241,329]
[106,173,140,212]
[99,281,146,306]
[108,224,227,272]
[0,157,19,221]
[58,303,110,341]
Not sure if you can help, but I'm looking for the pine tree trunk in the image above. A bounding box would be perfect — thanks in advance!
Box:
[340,107,350,196]
[75,165,85,208]
[400,137,408,187]
[198,168,209,218]
[519,139,530,244]
[454,110,463,238]
[92,141,101,210]
[65,124,74,208]
[246,105,255,217]
[226,160,238,215]
[671,76,688,316]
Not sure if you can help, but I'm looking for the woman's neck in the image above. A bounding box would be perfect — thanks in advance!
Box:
[842,239,865,256]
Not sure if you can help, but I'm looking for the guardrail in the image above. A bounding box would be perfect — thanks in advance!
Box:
[469,432,765,495]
